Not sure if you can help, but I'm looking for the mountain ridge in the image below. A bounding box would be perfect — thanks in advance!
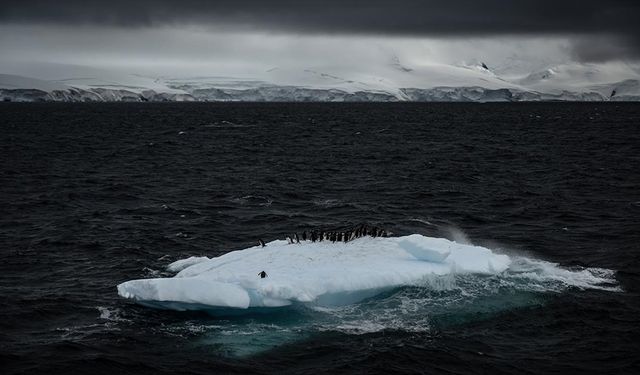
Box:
[2,61,639,102]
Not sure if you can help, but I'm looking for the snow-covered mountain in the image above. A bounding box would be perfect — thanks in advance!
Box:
[1,60,639,102]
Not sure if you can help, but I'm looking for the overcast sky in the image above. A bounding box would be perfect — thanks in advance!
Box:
[1,1,639,77]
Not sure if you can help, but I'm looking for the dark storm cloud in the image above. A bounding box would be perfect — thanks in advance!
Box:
[0,0,638,36]
[1,0,639,61]
[570,35,640,62]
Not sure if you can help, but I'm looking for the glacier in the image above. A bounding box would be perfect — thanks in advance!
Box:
[2,60,639,102]
[117,234,617,313]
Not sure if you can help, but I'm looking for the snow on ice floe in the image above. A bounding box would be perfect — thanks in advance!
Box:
[118,234,512,311]
[117,234,621,313]
[167,256,210,273]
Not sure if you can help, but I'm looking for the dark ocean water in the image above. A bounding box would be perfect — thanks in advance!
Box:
[1,102,639,374]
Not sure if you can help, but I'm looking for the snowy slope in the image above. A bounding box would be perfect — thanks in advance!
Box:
[164,61,523,100]
[2,60,639,102]
[0,73,194,102]
[53,73,184,94]
[588,80,640,101]
[0,73,70,91]
[516,63,639,94]
[0,61,184,94]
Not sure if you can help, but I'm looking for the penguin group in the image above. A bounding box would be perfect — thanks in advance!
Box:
[285,224,388,244]
[257,224,389,278]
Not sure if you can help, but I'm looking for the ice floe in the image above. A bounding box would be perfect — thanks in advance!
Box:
[118,234,512,311]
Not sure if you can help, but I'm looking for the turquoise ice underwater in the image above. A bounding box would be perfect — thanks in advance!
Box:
[117,234,620,356]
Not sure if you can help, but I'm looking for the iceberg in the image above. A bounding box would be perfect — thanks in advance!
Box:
[116,234,619,356]
[117,234,511,311]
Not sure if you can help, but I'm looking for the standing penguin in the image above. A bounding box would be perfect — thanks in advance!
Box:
[302,231,307,241]
[295,233,300,243]
[258,239,266,247]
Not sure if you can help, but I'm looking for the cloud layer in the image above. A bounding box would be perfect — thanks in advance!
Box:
[1,1,639,65]
[1,0,639,36]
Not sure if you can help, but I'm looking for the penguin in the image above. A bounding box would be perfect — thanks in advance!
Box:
[286,236,293,244]
[331,232,336,242]
[343,232,348,243]
[258,271,267,278]
[258,239,266,247]
[318,231,324,242]
[295,233,300,243]
[311,231,317,242]
[302,231,307,241]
